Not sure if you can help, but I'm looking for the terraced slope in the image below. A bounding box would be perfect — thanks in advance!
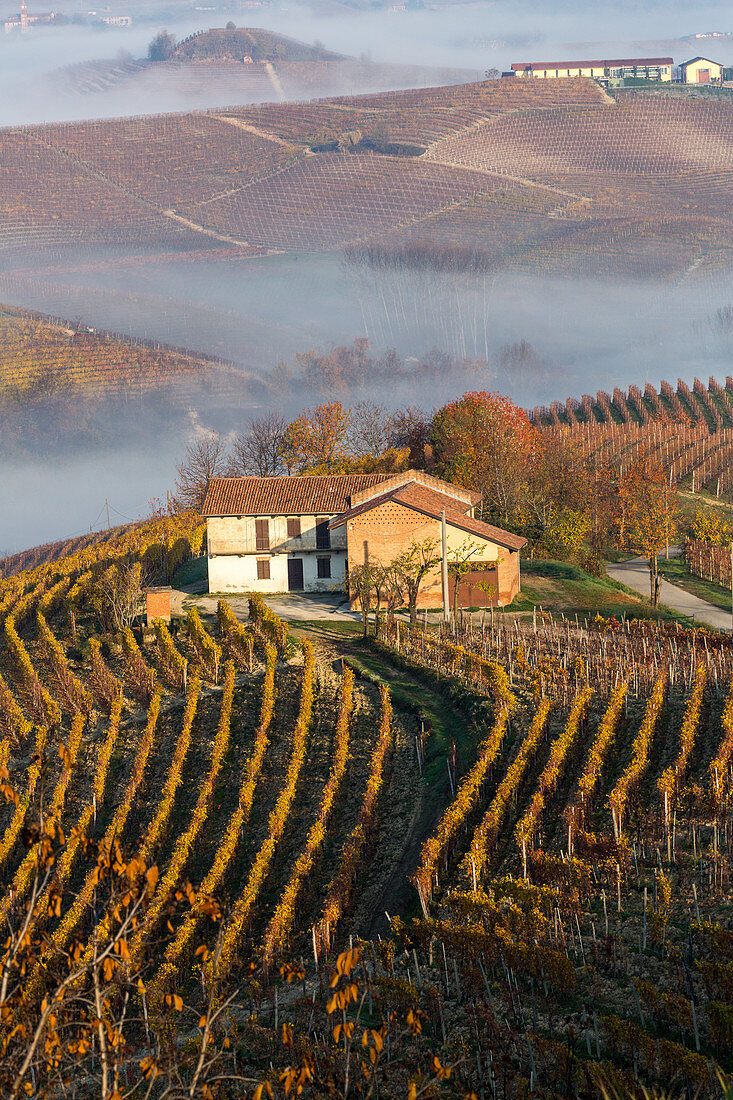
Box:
[1,80,732,275]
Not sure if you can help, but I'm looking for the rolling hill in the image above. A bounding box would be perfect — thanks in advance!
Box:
[51,24,476,117]
[1,77,732,280]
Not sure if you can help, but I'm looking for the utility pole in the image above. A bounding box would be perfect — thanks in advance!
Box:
[105,498,110,530]
[441,509,449,625]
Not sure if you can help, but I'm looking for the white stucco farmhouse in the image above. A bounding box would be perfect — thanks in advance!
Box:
[201,473,393,593]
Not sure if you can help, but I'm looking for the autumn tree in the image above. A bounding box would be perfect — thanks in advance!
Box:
[691,508,733,545]
[229,412,287,477]
[541,508,590,560]
[584,452,619,550]
[524,433,589,539]
[296,337,372,393]
[431,391,535,527]
[620,456,678,606]
[281,401,352,473]
[174,431,227,512]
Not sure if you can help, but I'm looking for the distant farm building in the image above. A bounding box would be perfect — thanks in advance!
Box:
[3,0,55,31]
[510,57,673,82]
[680,56,723,84]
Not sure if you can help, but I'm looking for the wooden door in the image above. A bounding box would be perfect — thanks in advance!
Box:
[287,558,304,591]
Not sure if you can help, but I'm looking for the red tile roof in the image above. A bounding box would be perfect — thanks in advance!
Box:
[511,57,672,71]
[331,481,526,551]
[201,474,393,517]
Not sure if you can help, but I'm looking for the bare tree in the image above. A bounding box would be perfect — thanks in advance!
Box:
[348,560,380,638]
[229,412,287,477]
[448,537,485,622]
[148,28,176,60]
[390,406,430,467]
[375,561,405,626]
[174,432,228,512]
[93,562,143,632]
[348,400,392,458]
[392,538,441,627]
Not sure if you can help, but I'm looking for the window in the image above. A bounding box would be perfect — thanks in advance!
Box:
[256,558,270,581]
[317,556,331,579]
[316,517,331,550]
[255,518,270,551]
[287,517,301,539]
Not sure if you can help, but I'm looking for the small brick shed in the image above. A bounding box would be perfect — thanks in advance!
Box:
[146,587,172,625]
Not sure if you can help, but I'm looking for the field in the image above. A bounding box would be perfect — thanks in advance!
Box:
[3,78,732,276]
[2,516,733,1094]
[0,302,246,410]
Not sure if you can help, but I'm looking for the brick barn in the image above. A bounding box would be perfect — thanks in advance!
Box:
[331,472,525,608]
[201,470,525,607]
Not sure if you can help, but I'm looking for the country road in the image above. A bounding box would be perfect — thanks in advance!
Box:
[606,553,732,632]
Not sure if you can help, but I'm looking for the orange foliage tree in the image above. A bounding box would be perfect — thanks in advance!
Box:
[619,455,678,606]
[431,391,536,526]
[281,401,353,474]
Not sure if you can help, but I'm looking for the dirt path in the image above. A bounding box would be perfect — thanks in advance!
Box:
[211,115,297,148]
[289,625,474,934]
[606,552,731,631]
[162,210,252,246]
[677,489,733,509]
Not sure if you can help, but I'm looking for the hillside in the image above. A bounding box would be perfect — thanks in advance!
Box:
[50,26,476,116]
[0,301,260,455]
[2,514,733,1093]
[3,77,732,277]
[0,303,237,400]
[57,52,475,104]
[171,26,345,64]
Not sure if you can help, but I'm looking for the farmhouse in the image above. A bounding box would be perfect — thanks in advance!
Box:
[202,470,525,607]
[680,57,723,84]
[510,57,673,82]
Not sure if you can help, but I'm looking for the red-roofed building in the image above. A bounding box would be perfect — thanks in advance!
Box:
[201,470,525,606]
[510,57,673,81]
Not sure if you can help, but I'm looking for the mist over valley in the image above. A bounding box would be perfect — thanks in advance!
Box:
[3,1,733,553]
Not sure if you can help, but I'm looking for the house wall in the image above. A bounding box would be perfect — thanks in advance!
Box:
[146,589,171,625]
[207,515,347,556]
[344,501,521,608]
[516,64,671,80]
[207,513,347,593]
[448,565,499,607]
[682,59,722,82]
[208,548,347,593]
[527,66,606,78]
